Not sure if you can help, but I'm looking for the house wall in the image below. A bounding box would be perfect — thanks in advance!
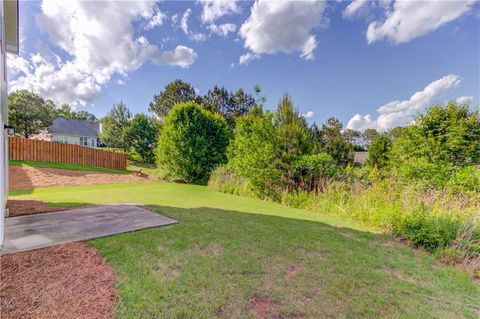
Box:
[51,134,98,148]
[0,1,7,246]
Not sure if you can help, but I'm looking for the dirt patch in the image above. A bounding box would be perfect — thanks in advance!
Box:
[10,165,150,190]
[0,242,115,319]
[285,265,299,280]
[6,199,71,217]
[252,299,273,319]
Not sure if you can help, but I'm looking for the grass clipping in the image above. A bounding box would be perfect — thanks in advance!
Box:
[1,242,115,319]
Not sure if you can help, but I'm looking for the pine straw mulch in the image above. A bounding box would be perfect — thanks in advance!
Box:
[0,242,116,319]
[6,199,69,217]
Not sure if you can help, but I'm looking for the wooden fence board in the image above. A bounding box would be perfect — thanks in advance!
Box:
[8,137,127,170]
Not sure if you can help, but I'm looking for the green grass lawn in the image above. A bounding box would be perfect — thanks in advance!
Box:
[127,161,159,179]
[10,182,479,318]
[10,160,129,174]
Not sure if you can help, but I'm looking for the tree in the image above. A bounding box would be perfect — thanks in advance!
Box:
[321,117,343,141]
[325,136,354,167]
[368,135,392,169]
[274,94,312,189]
[156,102,230,185]
[202,86,256,128]
[8,90,55,138]
[149,79,199,119]
[228,111,282,199]
[362,128,380,148]
[100,101,132,151]
[126,114,159,163]
[391,102,480,168]
[55,104,97,122]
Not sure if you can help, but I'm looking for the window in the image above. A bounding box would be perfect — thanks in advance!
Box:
[52,136,68,144]
[79,137,88,146]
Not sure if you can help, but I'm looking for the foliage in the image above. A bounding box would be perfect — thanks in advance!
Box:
[367,135,392,169]
[293,153,342,193]
[228,111,282,199]
[202,86,256,128]
[149,79,200,120]
[156,102,230,185]
[362,128,380,148]
[324,136,353,167]
[208,165,251,197]
[100,102,132,151]
[55,104,97,122]
[390,102,480,187]
[274,94,313,188]
[8,90,55,138]
[125,113,159,163]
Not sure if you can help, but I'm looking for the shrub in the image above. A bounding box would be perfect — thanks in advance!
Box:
[293,153,342,193]
[156,102,230,185]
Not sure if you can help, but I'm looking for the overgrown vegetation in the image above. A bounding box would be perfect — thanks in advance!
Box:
[209,101,480,277]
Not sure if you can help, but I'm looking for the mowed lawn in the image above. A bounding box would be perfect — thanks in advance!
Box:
[10,182,479,318]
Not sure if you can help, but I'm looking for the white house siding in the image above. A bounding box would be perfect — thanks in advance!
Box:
[51,134,98,147]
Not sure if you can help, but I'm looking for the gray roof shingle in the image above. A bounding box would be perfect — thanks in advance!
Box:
[49,118,99,137]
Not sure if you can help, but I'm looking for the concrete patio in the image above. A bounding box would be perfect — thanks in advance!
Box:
[2,205,177,254]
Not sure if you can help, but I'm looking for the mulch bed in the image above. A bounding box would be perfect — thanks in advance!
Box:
[6,200,68,217]
[0,242,116,319]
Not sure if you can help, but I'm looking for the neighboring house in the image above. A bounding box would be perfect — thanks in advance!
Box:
[353,151,368,166]
[32,118,101,148]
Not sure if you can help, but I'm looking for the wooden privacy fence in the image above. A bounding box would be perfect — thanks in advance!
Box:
[8,137,127,170]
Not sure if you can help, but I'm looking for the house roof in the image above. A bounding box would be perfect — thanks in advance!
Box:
[49,118,99,137]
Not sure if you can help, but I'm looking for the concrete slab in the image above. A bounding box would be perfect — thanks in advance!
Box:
[2,205,177,254]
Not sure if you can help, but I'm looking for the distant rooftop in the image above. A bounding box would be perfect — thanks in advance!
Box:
[49,118,99,137]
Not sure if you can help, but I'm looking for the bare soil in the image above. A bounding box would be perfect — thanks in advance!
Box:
[0,242,115,319]
[6,199,70,217]
[10,165,150,190]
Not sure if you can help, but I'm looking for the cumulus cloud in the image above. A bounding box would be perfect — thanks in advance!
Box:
[154,45,198,68]
[346,74,462,131]
[239,0,327,61]
[342,0,369,19]
[366,1,475,44]
[199,0,240,24]
[180,8,191,34]
[303,111,314,119]
[145,9,167,30]
[456,96,473,105]
[208,23,237,37]
[8,1,196,106]
[238,52,259,65]
[177,8,207,42]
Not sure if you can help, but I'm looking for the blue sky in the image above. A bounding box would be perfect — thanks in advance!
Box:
[8,0,480,131]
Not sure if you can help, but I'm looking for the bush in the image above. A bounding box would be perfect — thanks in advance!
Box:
[293,153,342,193]
[156,102,230,184]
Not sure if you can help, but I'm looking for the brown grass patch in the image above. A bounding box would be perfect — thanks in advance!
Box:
[0,242,116,319]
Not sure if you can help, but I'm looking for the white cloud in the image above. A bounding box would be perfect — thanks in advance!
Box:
[239,0,327,60]
[180,8,191,34]
[346,74,462,131]
[303,111,314,119]
[145,9,167,30]
[208,23,237,37]
[190,32,207,42]
[7,0,197,106]
[154,45,198,68]
[366,1,475,44]
[342,0,369,19]
[239,52,259,65]
[116,79,125,85]
[456,96,473,105]
[199,0,240,24]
